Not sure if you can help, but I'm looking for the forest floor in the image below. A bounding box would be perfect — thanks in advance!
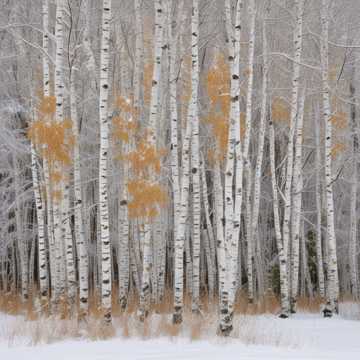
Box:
[0,301,360,359]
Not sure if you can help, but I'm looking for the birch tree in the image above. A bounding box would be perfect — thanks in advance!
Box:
[98,0,112,324]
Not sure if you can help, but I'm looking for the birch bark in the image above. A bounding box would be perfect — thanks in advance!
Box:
[98,0,112,324]
[320,0,339,315]
[290,88,306,313]
[139,0,164,321]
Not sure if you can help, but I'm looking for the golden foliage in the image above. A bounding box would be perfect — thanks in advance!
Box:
[240,112,246,140]
[126,140,165,177]
[331,142,346,158]
[205,53,231,159]
[115,96,136,116]
[206,54,230,113]
[28,119,74,168]
[38,96,56,116]
[329,66,339,82]
[330,111,348,130]
[243,67,251,78]
[112,116,138,143]
[181,55,193,108]
[52,190,63,202]
[205,114,229,159]
[50,171,62,184]
[127,179,167,219]
[144,63,154,106]
[271,97,290,123]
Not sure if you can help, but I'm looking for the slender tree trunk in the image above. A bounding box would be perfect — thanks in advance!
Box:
[321,0,339,316]
[139,0,164,321]
[244,0,256,303]
[249,19,268,305]
[98,0,112,324]
[349,75,358,299]
[53,0,65,310]
[190,0,201,314]
[70,73,89,320]
[270,106,290,318]
[290,88,306,313]
[315,112,325,298]
[220,0,242,336]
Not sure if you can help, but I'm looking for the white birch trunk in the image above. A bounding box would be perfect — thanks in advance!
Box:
[244,0,256,304]
[270,108,290,318]
[31,147,47,302]
[53,0,65,309]
[249,20,268,306]
[283,0,304,272]
[290,88,306,313]
[220,0,242,335]
[190,0,201,314]
[70,73,89,319]
[173,113,192,323]
[133,0,144,121]
[321,0,339,315]
[99,0,112,324]
[349,78,358,299]
[315,113,325,298]
[139,0,164,321]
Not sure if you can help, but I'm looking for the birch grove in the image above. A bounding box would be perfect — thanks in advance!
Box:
[1,0,360,336]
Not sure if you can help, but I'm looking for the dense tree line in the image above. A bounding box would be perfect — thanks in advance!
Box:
[1,0,360,335]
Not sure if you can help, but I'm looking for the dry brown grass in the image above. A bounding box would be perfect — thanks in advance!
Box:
[189,317,202,341]
[233,291,280,315]
[3,288,357,345]
[297,296,323,313]
[154,314,181,337]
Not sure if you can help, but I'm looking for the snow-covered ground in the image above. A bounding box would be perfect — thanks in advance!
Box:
[1,303,359,359]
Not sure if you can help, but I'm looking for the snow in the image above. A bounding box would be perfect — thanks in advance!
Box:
[1,303,360,359]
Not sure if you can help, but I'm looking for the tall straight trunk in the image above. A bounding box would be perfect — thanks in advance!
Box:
[31,144,47,301]
[190,0,201,314]
[280,0,304,318]
[269,107,290,318]
[321,0,339,315]
[283,0,304,261]
[133,0,144,122]
[172,0,191,325]
[244,0,256,303]
[61,178,76,311]
[349,76,358,299]
[249,19,268,304]
[214,160,227,322]
[98,0,112,324]
[200,158,216,298]
[173,115,192,323]
[70,73,89,319]
[315,112,325,298]
[53,0,65,309]
[290,88,306,312]
[220,0,242,336]
[14,160,27,302]
[139,0,164,321]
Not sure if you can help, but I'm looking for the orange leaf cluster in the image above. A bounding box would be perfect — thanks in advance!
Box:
[271,97,290,124]
[205,53,230,159]
[330,111,348,130]
[28,118,74,176]
[112,116,137,143]
[240,112,246,140]
[144,63,154,106]
[38,96,56,116]
[127,179,167,219]
[126,140,165,177]
[181,55,192,109]
[331,142,346,158]
[52,190,63,202]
